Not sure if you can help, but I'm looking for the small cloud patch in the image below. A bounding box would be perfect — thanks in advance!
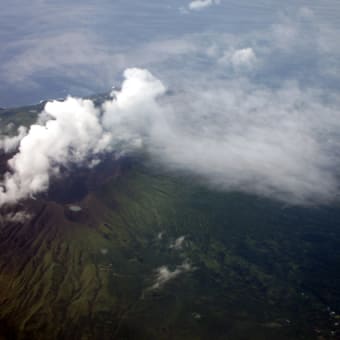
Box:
[69,205,82,212]
[188,0,220,11]
[151,260,192,290]
[169,236,186,250]
[1,211,31,224]
[219,47,257,70]
[100,248,108,255]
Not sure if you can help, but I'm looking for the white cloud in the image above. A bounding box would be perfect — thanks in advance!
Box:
[219,47,257,70]
[151,261,192,290]
[101,68,167,150]
[1,65,340,207]
[100,248,108,255]
[188,0,220,11]
[150,80,340,205]
[299,7,314,19]
[1,8,340,207]
[0,97,112,205]
[231,48,256,68]
[2,32,120,88]
[1,211,31,224]
[0,126,27,153]
[0,68,165,206]
[170,236,186,250]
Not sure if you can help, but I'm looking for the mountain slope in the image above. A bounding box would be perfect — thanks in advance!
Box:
[0,103,339,339]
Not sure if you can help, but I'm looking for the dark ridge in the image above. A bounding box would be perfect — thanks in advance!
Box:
[0,151,14,183]
[0,318,17,340]
[46,154,134,205]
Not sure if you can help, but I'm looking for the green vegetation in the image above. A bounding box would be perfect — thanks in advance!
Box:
[0,104,43,133]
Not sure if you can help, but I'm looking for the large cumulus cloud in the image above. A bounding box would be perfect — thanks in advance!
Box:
[1,67,340,206]
[0,69,165,205]
[1,4,340,207]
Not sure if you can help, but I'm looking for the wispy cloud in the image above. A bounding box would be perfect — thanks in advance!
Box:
[0,211,31,224]
[1,3,340,106]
